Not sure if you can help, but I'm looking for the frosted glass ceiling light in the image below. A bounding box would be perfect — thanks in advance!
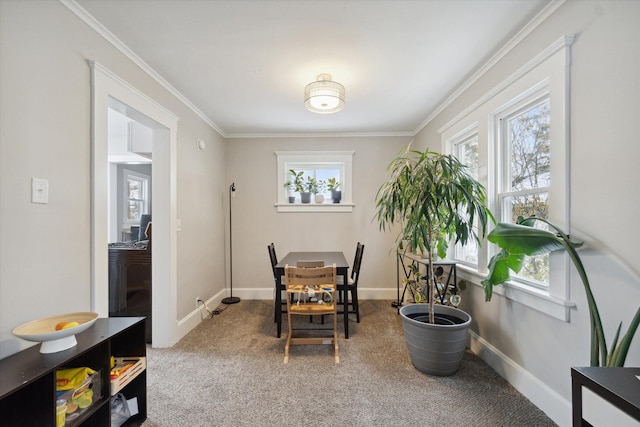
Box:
[304,73,345,114]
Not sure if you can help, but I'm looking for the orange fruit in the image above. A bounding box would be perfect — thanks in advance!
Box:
[55,322,68,331]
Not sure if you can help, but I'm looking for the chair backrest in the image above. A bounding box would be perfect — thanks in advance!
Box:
[351,242,365,282]
[268,243,278,277]
[138,214,152,241]
[285,264,336,294]
[296,260,325,268]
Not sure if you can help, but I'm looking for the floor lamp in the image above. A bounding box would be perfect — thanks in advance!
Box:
[222,183,240,305]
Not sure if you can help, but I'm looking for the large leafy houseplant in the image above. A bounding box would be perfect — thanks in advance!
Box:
[482,216,640,367]
[375,144,494,323]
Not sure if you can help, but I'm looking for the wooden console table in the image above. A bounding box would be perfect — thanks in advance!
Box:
[571,366,640,426]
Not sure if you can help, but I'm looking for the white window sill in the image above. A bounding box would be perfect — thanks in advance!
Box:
[275,203,354,213]
[456,264,575,322]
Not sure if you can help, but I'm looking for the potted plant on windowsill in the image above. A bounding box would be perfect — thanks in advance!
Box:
[311,178,327,203]
[287,169,306,203]
[482,216,640,367]
[284,180,296,203]
[327,177,342,203]
[375,143,494,375]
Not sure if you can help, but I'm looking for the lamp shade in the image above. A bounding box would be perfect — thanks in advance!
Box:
[304,74,345,114]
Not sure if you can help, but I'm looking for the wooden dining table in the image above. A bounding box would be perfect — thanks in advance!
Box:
[274,251,351,339]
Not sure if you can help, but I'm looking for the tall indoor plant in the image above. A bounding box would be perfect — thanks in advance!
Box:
[375,144,493,375]
[482,216,640,367]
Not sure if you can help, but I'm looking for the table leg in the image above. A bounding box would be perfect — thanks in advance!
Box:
[571,371,584,427]
[275,274,282,338]
[342,270,349,339]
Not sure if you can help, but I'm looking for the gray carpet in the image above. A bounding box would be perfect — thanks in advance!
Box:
[141,300,556,426]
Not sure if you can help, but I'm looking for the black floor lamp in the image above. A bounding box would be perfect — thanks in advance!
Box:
[222,182,240,305]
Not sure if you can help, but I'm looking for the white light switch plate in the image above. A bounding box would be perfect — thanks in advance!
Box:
[31,178,49,204]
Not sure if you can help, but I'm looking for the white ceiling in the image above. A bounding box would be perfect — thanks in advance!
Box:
[72,0,553,137]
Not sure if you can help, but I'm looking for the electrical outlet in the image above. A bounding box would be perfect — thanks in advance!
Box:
[195,297,201,308]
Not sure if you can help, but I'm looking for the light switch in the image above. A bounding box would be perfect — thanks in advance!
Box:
[31,178,49,204]
[176,219,182,231]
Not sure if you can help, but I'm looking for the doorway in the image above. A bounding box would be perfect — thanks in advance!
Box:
[90,61,178,347]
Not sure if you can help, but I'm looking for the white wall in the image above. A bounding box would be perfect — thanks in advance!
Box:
[225,136,409,300]
[415,1,640,425]
[0,0,226,357]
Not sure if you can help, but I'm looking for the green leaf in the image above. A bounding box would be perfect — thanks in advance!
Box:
[486,223,566,256]
[611,306,640,367]
[481,250,525,301]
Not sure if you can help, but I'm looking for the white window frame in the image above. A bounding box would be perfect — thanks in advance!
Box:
[122,169,150,226]
[450,125,480,268]
[275,151,354,213]
[441,36,575,321]
[496,92,551,289]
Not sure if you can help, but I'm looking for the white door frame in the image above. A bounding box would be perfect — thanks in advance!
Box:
[89,61,179,347]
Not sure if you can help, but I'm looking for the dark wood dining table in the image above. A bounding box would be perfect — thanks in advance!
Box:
[274,251,351,339]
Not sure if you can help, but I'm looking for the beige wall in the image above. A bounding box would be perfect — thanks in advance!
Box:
[2,1,639,425]
[0,0,227,357]
[415,1,640,424]
[225,136,410,300]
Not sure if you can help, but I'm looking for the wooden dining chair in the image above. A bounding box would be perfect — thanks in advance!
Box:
[337,242,364,323]
[284,264,339,364]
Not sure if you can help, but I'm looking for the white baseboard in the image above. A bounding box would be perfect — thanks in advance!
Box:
[175,290,226,343]
[469,330,572,427]
[228,287,400,301]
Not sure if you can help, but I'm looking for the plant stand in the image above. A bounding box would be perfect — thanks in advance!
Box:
[393,251,458,310]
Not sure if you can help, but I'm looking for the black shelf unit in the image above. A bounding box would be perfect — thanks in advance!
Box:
[0,317,147,426]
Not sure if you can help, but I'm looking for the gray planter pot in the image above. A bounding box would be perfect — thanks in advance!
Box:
[399,303,471,376]
[300,192,311,203]
[331,190,342,203]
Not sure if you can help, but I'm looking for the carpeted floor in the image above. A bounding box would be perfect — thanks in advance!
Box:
[141,300,556,426]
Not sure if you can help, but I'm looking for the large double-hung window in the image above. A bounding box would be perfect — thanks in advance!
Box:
[453,131,480,266]
[497,95,551,286]
[441,36,574,320]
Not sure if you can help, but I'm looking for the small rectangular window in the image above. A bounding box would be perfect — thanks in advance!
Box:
[275,151,354,212]
[123,170,149,224]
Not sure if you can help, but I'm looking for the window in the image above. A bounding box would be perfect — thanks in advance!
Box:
[123,169,149,225]
[275,151,354,212]
[452,131,480,266]
[497,96,550,286]
[440,36,574,321]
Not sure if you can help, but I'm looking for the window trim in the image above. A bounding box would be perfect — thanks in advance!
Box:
[449,125,480,268]
[441,36,575,321]
[122,168,150,226]
[275,151,354,213]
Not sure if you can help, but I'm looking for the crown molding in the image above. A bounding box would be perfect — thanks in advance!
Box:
[60,0,227,137]
[415,0,567,135]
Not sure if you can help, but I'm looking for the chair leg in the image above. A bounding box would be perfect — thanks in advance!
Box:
[333,313,339,364]
[284,312,293,364]
[352,288,360,323]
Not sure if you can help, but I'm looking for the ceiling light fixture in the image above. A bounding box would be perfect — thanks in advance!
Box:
[304,73,345,114]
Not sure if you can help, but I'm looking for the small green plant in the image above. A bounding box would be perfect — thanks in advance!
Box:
[306,177,326,195]
[482,216,640,367]
[287,169,305,193]
[327,177,341,191]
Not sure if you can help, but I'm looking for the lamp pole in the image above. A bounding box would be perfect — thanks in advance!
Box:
[222,183,240,305]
